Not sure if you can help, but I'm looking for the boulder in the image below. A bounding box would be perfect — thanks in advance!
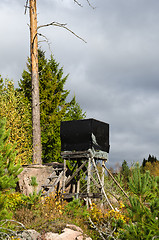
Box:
[44,232,62,240]
[66,224,83,233]
[58,228,82,240]
[17,229,40,240]
[15,225,92,240]
[44,224,92,240]
[18,165,53,195]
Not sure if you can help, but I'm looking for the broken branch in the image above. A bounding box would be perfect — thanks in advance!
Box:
[24,0,29,14]
[37,21,87,43]
[74,0,95,9]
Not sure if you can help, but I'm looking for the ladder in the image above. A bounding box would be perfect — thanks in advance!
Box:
[40,163,64,196]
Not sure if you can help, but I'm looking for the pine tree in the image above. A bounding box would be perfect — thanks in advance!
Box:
[0,118,22,220]
[128,163,157,201]
[19,49,85,163]
[120,163,159,239]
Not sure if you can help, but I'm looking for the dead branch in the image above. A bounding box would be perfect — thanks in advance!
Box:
[0,219,26,229]
[24,0,29,14]
[0,220,26,240]
[37,21,87,43]
[74,0,83,7]
[74,0,95,9]
[25,0,95,15]
[38,33,51,50]
[88,217,106,240]
[88,217,118,240]
[86,0,95,9]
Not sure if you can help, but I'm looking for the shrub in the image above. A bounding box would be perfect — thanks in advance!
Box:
[0,118,22,220]
[119,163,159,240]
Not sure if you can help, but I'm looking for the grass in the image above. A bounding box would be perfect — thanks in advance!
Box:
[7,192,127,240]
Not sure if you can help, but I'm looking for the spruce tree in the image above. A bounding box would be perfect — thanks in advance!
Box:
[120,160,130,184]
[19,49,85,163]
[64,95,86,121]
[0,118,22,220]
[142,155,159,176]
[142,154,158,167]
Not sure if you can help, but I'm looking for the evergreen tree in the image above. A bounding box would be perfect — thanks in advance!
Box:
[64,95,86,121]
[144,161,159,177]
[0,78,32,165]
[142,154,158,167]
[142,155,159,176]
[120,160,130,184]
[128,162,157,201]
[19,49,85,163]
[147,154,157,163]
[120,163,159,239]
[0,118,22,220]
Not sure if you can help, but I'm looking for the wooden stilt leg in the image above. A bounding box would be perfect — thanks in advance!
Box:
[91,157,114,210]
[63,159,66,193]
[87,157,91,208]
[101,160,105,208]
[76,161,80,199]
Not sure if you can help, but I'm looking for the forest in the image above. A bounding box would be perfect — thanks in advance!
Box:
[0,0,159,238]
[0,49,159,239]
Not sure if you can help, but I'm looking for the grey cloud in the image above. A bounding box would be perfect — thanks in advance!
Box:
[1,0,159,168]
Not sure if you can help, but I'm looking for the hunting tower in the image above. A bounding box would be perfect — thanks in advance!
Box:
[60,118,112,208]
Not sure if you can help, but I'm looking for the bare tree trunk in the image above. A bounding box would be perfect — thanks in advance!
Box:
[30,0,42,164]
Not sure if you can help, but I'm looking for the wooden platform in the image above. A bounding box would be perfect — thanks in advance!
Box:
[62,192,102,200]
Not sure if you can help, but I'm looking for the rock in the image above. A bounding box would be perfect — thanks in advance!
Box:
[18,165,53,195]
[17,229,40,240]
[66,224,83,233]
[44,232,62,240]
[64,224,92,240]
[60,228,82,240]
[78,237,92,240]
[44,225,92,240]
[16,226,92,240]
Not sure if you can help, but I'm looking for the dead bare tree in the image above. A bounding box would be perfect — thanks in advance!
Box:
[25,0,93,164]
[29,0,42,164]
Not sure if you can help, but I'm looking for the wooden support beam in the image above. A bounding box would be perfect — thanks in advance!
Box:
[101,160,105,209]
[61,151,90,159]
[90,175,101,189]
[86,157,91,207]
[91,157,114,210]
[62,193,102,200]
[101,160,105,189]
[65,160,87,187]
[103,164,129,199]
[76,161,80,195]
[63,159,66,193]
[46,170,64,196]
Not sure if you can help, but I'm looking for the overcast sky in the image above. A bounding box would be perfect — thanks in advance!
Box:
[0,0,159,169]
